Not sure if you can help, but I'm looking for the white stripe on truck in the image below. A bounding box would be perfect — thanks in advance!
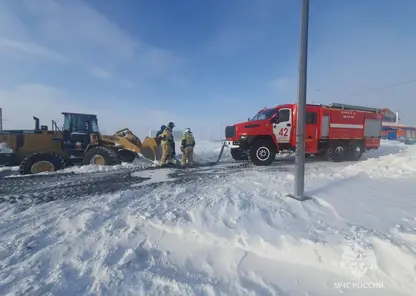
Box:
[330,123,364,129]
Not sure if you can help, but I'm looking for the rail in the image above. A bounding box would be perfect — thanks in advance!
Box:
[327,102,382,113]
[52,120,61,131]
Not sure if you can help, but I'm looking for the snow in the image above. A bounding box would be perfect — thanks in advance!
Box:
[0,142,13,154]
[0,140,227,177]
[1,140,416,295]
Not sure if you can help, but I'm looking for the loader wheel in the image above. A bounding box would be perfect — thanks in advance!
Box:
[248,140,276,166]
[119,149,137,163]
[19,152,66,175]
[327,143,345,162]
[230,148,248,161]
[83,146,121,166]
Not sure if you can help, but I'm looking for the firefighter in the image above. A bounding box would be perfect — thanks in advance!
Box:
[167,122,177,163]
[156,125,166,138]
[180,128,195,167]
[159,122,175,165]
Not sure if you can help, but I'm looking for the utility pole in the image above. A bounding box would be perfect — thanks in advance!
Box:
[288,0,311,201]
[0,108,2,130]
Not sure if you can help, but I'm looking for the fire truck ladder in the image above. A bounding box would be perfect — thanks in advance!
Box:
[326,102,382,113]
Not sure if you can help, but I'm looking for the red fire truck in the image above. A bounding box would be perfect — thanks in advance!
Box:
[223,102,382,166]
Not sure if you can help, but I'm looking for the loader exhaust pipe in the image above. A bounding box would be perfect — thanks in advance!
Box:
[33,116,40,130]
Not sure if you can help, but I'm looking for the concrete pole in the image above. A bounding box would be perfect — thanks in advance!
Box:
[288,0,311,201]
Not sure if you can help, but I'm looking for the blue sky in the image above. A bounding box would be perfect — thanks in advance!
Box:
[1,0,416,139]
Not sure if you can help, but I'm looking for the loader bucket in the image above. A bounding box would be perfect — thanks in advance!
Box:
[140,137,162,161]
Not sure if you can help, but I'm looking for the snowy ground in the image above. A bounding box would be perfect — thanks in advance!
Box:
[0,140,415,296]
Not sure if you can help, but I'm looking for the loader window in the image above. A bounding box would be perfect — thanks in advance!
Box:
[73,117,87,132]
[89,118,99,133]
[64,114,99,133]
[77,116,99,133]
[64,115,71,131]
[306,112,318,124]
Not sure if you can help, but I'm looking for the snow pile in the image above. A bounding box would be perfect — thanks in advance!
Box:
[337,141,415,179]
[0,140,415,295]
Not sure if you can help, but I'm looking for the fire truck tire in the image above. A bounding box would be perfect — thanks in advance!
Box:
[346,142,364,161]
[230,148,248,161]
[248,140,276,166]
[326,143,345,162]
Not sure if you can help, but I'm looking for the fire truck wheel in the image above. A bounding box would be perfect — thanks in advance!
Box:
[346,143,364,161]
[248,140,276,166]
[326,144,345,162]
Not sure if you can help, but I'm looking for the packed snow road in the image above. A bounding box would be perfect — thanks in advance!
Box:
[0,145,317,205]
[0,155,361,205]
[0,140,415,296]
[0,140,403,205]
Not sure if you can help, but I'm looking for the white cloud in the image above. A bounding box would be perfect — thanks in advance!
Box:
[0,84,185,137]
[0,37,68,62]
[88,66,113,80]
[0,0,185,87]
[0,0,192,136]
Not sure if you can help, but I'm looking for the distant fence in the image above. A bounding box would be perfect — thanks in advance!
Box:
[149,129,184,139]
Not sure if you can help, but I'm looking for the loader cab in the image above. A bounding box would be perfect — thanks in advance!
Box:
[62,112,99,147]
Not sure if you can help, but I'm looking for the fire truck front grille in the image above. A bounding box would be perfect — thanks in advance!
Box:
[225,125,236,138]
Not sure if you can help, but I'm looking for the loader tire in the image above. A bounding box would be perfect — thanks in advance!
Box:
[119,149,137,163]
[230,148,248,161]
[248,140,276,166]
[83,146,121,166]
[326,143,345,162]
[19,152,66,175]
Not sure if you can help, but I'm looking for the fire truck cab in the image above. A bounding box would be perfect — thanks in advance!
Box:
[223,102,382,166]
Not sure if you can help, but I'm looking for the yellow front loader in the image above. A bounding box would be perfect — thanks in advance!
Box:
[0,112,165,175]
[93,128,163,164]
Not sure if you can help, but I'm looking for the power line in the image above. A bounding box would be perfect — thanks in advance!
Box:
[314,78,416,101]
[347,78,416,97]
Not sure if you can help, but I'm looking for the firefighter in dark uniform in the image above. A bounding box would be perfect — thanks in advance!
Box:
[155,125,166,145]
[156,125,166,138]
[180,128,195,167]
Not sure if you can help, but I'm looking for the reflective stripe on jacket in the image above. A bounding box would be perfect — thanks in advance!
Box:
[181,133,195,148]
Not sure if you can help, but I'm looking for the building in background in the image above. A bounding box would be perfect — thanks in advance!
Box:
[381,108,416,144]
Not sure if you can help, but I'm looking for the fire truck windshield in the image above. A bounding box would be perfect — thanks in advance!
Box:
[250,109,276,121]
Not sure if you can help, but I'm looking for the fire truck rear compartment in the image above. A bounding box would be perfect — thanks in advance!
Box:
[314,115,382,161]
